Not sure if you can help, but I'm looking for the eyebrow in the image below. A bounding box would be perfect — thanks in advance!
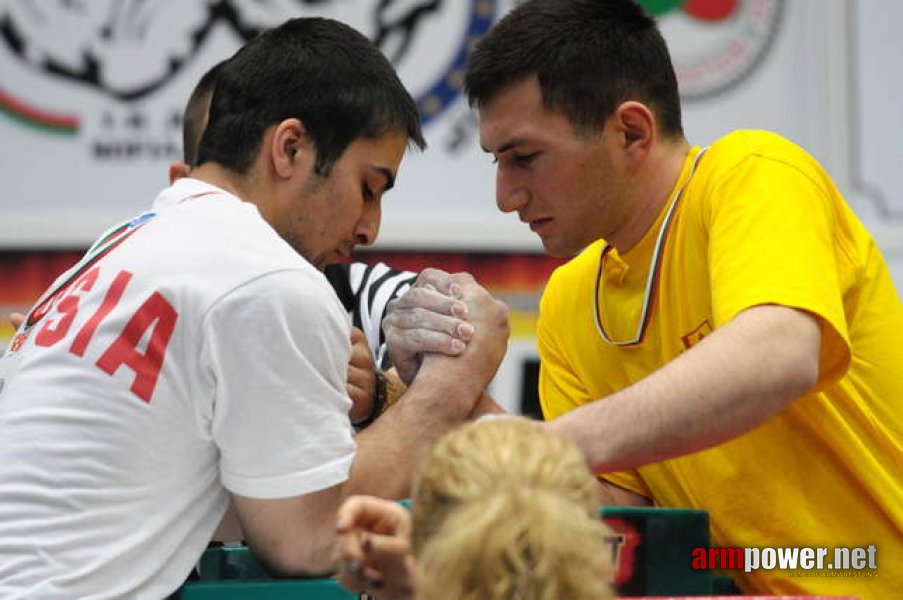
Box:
[481,138,528,155]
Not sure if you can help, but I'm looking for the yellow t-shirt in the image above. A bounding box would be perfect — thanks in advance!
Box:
[538,130,903,598]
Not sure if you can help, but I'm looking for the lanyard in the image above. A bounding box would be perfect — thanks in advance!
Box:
[24,211,157,330]
[593,147,708,347]
[22,189,220,331]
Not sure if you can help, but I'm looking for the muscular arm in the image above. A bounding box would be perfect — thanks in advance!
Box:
[234,485,345,576]
[596,479,651,507]
[345,275,509,499]
[546,304,821,473]
[233,363,498,576]
[382,274,822,482]
[232,274,508,576]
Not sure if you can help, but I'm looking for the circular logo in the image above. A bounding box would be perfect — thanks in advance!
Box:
[0,0,498,135]
[412,0,496,124]
[639,0,785,101]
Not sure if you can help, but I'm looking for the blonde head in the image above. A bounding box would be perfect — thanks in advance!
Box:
[410,418,613,600]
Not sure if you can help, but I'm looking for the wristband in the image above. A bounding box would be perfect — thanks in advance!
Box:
[373,369,388,416]
[354,370,388,429]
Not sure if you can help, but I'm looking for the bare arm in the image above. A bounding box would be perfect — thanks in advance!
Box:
[234,485,345,576]
[468,390,507,419]
[595,479,651,507]
[346,274,509,499]
[231,274,508,576]
[546,304,821,473]
[379,277,820,477]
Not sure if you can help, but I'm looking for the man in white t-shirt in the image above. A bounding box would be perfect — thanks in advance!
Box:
[173,60,418,426]
[0,17,508,599]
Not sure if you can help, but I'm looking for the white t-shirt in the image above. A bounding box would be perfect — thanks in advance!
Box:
[0,178,356,599]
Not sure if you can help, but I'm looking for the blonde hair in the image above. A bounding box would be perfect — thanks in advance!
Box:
[410,418,613,600]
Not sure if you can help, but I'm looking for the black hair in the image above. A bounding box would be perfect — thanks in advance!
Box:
[196,18,426,175]
[465,0,683,138]
[182,61,224,166]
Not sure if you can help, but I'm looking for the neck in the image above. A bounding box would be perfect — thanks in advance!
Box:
[191,162,263,208]
[609,137,692,253]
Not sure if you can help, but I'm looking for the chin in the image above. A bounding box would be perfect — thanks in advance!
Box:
[540,237,572,258]
[551,244,588,259]
[305,255,326,271]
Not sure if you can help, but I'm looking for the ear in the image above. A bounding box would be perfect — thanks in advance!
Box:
[168,160,191,184]
[270,118,307,179]
[612,101,655,167]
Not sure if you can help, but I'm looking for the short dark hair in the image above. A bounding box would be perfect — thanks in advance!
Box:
[182,61,224,166]
[197,18,426,176]
[465,0,683,138]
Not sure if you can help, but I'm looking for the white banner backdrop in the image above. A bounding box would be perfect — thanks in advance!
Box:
[0,0,900,282]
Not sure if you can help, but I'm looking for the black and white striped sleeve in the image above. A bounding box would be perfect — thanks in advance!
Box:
[324,262,418,369]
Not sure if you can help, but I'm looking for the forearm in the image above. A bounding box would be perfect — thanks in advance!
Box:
[346,271,509,498]
[595,479,652,507]
[345,358,485,499]
[548,305,821,473]
[467,390,507,419]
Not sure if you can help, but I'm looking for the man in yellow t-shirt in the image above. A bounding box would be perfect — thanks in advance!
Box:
[382,0,902,597]
[536,131,902,596]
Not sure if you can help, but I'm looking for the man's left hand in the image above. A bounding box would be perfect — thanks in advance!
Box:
[347,327,377,424]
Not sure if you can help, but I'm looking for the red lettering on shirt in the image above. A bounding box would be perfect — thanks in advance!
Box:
[70,270,132,357]
[95,291,178,403]
[34,267,101,347]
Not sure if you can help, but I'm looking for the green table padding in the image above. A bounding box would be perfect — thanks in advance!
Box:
[178,546,357,600]
[179,505,732,598]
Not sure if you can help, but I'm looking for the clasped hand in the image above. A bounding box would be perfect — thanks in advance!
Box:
[383,268,509,389]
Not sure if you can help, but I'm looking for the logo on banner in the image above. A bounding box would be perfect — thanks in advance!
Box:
[639,0,784,100]
[0,0,497,157]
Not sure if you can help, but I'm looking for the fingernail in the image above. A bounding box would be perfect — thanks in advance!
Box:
[449,283,463,298]
[451,339,465,353]
[451,301,468,317]
[457,322,474,340]
[347,559,363,575]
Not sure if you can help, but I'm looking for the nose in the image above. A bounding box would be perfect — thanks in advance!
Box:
[496,168,529,214]
[355,199,381,247]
